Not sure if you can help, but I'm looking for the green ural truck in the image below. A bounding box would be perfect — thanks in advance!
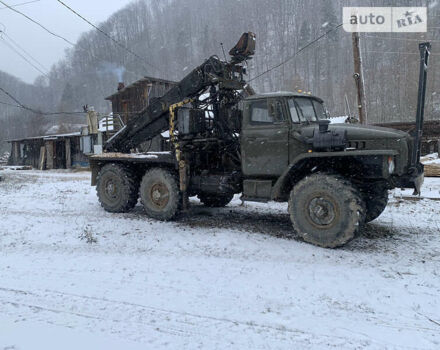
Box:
[90,33,430,248]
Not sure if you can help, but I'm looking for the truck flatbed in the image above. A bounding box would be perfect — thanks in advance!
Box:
[89,152,176,186]
[90,152,175,164]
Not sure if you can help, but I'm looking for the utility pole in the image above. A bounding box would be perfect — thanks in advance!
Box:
[352,32,368,125]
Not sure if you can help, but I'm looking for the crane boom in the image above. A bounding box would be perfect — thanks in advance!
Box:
[105,32,256,153]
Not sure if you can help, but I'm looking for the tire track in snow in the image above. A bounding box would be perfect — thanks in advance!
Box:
[0,286,368,348]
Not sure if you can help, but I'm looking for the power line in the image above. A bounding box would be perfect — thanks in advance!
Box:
[3,31,48,71]
[249,23,343,82]
[0,86,85,116]
[0,86,34,111]
[0,37,49,77]
[0,0,40,10]
[0,100,21,108]
[0,0,151,80]
[55,0,160,73]
[0,0,76,46]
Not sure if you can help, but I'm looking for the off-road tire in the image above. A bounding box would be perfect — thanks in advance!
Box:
[140,167,180,221]
[363,187,389,223]
[197,193,234,207]
[289,173,366,248]
[96,163,139,213]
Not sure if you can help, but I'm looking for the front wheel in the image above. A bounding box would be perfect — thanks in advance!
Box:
[289,173,365,248]
[140,167,181,221]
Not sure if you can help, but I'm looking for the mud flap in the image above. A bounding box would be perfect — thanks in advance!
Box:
[413,172,424,195]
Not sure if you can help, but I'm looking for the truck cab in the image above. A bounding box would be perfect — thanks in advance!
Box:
[241,92,321,177]
[241,92,422,198]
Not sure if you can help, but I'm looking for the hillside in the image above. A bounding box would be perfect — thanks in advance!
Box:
[1,0,439,150]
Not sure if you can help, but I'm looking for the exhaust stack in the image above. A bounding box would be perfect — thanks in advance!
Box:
[410,42,431,173]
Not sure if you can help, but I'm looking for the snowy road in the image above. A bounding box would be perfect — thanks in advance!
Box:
[0,169,439,349]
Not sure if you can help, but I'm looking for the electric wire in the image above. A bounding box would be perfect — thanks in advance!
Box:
[55,0,160,73]
[0,0,76,46]
[2,31,48,71]
[0,0,151,80]
[0,37,49,77]
[248,23,343,82]
[0,86,85,116]
[0,100,21,108]
[0,0,40,10]
[0,86,139,116]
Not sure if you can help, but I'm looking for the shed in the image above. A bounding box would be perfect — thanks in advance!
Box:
[8,132,89,169]
[105,76,177,124]
[105,76,177,152]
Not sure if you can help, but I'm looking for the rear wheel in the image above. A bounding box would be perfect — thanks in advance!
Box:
[363,186,389,223]
[197,193,234,207]
[288,173,365,248]
[96,163,139,213]
[140,167,180,220]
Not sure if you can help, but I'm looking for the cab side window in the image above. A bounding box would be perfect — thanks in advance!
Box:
[250,100,271,124]
[269,100,285,122]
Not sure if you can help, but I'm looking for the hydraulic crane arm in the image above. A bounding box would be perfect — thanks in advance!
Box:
[105,32,256,153]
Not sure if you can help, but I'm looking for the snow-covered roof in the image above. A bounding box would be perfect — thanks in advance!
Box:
[105,76,178,100]
[6,132,81,143]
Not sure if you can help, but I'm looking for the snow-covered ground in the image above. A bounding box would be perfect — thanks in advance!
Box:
[0,169,439,349]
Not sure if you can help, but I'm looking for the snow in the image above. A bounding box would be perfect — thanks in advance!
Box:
[329,116,348,124]
[422,152,440,165]
[0,170,439,349]
[99,115,115,132]
[90,152,164,159]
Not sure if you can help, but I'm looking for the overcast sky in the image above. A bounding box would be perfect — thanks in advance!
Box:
[0,0,134,84]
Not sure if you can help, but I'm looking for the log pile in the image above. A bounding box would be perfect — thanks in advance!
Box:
[421,153,440,177]
[424,164,440,177]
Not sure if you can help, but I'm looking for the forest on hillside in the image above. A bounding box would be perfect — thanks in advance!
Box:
[1,0,439,152]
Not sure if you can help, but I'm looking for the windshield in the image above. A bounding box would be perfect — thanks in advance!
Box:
[290,97,326,122]
[312,99,327,119]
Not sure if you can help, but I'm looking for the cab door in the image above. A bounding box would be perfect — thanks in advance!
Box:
[287,97,310,162]
[241,98,289,176]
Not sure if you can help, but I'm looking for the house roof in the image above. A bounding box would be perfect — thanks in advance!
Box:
[105,76,177,101]
[6,132,81,143]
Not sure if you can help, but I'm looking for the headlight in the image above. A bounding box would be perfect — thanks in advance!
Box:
[388,156,395,174]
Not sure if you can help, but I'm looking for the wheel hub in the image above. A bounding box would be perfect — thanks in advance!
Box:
[308,197,337,226]
[150,183,170,209]
[105,179,118,199]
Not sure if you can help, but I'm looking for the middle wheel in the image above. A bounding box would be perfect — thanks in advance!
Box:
[140,167,181,221]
